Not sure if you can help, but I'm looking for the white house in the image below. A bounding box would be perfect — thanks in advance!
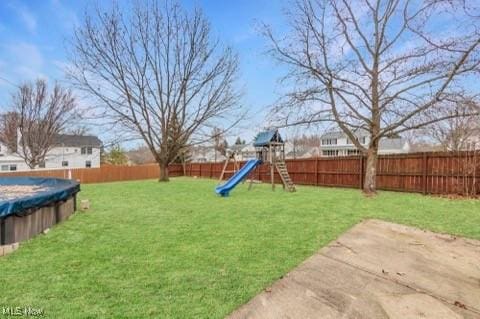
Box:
[0,134,102,172]
[190,145,227,163]
[320,130,410,157]
[230,144,257,161]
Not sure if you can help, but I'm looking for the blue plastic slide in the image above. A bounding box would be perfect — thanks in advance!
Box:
[215,159,261,197]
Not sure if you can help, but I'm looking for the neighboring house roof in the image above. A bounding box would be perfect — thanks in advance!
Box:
[52,134,102,148]
[320,131,343,139]
[253,130,284,147]
[320,128,368,139]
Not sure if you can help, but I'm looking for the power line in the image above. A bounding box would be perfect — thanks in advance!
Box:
[0,76,20,88]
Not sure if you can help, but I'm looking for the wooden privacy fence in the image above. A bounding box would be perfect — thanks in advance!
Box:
[184,151,480,196]
[0,164,183,184]
[0,151,478,195]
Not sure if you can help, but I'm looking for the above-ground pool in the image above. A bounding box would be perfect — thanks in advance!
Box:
[0,177,80,245]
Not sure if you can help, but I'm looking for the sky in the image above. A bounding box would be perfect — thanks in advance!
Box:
[0,0,292,146]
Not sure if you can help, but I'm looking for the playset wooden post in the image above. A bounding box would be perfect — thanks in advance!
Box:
[218,151,240,182]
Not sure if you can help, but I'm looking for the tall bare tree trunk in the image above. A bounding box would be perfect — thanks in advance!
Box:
[159,162,169,182]
[182,160,187,176]
[363,145,378,195]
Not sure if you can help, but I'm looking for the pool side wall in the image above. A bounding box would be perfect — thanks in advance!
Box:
[0,195,76,246]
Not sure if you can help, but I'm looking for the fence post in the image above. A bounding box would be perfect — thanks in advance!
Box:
[359,156,364,189]
[258,161,261,181]
[315,157,319,186]
[422,152,428,195]
[210,163,213,178]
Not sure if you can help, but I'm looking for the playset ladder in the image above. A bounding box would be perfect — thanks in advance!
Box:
[275,161,296,192]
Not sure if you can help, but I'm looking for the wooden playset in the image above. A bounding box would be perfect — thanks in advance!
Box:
[216,129,295,195]
[252,130,296,192]
[218,151,240,182]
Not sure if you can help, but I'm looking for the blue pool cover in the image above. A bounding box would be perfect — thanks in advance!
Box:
[0,177,80,218]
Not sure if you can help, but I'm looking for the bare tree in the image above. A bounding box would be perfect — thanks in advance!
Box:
[125,145,156,164]
[264,0,480,194]
[0,112,20,153]
[173,143,192,175]
[211,126,228,162]
[66,125,91,136]
[423,98,480,151]
[5,79,77,168]
[291,133,321,158]
[69,1,241,181]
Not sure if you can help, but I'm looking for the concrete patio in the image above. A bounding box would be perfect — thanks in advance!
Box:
[228,219,480,319]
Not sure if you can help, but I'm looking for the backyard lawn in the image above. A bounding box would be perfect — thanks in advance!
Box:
[1,177,479,318]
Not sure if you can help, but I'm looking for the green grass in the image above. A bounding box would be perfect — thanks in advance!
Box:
[1,177,479,318]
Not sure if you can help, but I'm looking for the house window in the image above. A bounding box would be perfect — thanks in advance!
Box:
[81,146,93,155]
[62,161,69,167]
[85,160,92,168]
[347,137,366,145]
[1,165,9,171]
[347,149,360,155]
[321,138,337,145]
[9,164,17,171]
[322,150,339,157]
[39,162,46,168]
